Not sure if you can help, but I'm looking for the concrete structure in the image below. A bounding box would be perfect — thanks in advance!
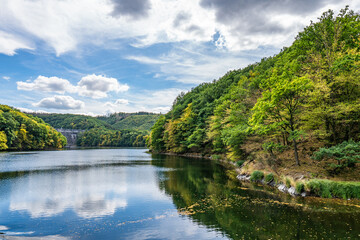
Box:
[56,129,85,147]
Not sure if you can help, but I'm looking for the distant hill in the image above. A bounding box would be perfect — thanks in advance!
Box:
[97,112,161,131]
[31,112,162,148]
[33,112,162,132]
[32,113,113,130]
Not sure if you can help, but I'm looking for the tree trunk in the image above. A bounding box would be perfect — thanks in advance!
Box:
[293,138,300,166]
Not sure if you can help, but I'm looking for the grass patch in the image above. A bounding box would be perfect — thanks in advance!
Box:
[265,173,274,183]
[307,179,360,199]
[285,178,291,188]
[295,182,305,194]
[250,171,264,182]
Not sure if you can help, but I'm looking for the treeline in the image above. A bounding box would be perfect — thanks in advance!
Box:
[0,105,67,150]
[97,113,161,131]
[33,112,161,132]
[148,8,360,174]
[32,113,112,130]
[32,112,159,148]
[76,128,146,147]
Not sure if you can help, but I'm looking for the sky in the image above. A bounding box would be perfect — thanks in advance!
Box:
[0,0,359,116]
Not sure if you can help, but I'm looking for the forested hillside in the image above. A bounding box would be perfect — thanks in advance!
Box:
[0,105,67,150]
[33,113,112,130]
[148,8,360,180]
[97,112,161,131]
[33,112,160,147]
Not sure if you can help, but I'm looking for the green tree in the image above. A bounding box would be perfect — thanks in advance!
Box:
[251,70,312,165]
[313,140,360,173]
[0,131,8,150]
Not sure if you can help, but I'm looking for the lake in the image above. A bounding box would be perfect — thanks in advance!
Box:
[0,149,359,239]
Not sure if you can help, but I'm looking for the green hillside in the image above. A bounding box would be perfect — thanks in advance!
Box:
[0,105,67,150]
[97,112,161,131]
[148,7,360,181]
[33,113,113,130]
[33,112,161,148]
[111,115,160,131]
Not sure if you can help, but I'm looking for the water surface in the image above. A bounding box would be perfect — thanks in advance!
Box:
[0,149,359,239]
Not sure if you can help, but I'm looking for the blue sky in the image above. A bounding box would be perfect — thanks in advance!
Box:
[0,0,358,115]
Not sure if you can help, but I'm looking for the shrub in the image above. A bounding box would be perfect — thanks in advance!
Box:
[285,178,292,188]
[236,160,245,167]
[295,182,305,194]
[265,173,274,183]
[211,155,221,160]
[250,171,264,182]
[307,179,360,199]
[262,141,287,154]
[312,140,360,174]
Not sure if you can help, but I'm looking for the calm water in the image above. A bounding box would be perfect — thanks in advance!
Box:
[0,149,359,240]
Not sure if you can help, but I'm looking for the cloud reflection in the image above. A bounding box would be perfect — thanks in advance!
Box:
[9,167,127,218]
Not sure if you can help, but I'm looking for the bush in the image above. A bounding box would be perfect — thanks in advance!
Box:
[295,182,305,194]
[236,160,245,167]
[265,173,274,183]
[307,179,360,199]
[285,178,292,188]
[312,140,360,174]
[262,141,287,154]
[211,155,221,160]
[250,171,264,182]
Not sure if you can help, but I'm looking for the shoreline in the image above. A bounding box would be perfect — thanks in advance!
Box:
[151,151,360,200]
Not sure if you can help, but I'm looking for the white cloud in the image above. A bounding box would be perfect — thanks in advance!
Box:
[10,167,128,219]
[2,76,10,81]
[17,74,129,99]
[16,107,49,114]
[126,43,258,84]
[1,0,357,55]
[17,76,75,94]
[0,30,33,55]
[73,88,185,115]
[115,99,129,105]
[77,74,129,99]
[126,55,167,65]
[34,95,85,110]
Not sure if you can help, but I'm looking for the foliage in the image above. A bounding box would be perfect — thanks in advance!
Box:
[295,182,305,194]
[262,142,287,155]
[97,112,161,131]
[211,155,222,160]
[236,160,245,167]
[0,105,67,150]
[33,112,157,148]
[264,173,274,183]
[313,140,360,173]
[0,131,8,150]
[33,113,111,130]
[285,178,292,188]
[307,179,360,199]
[148,115,166,151]
[76,127,147,147]
[250,171,264,182]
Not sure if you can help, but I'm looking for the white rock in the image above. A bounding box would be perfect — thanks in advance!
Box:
[278,184,288,193]
[288,187,297,196]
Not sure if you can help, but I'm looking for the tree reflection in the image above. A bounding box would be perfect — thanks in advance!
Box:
[151,154,360,239]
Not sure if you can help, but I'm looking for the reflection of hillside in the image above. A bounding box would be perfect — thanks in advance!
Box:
[151,154,360,239]
[9,167,127,218]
